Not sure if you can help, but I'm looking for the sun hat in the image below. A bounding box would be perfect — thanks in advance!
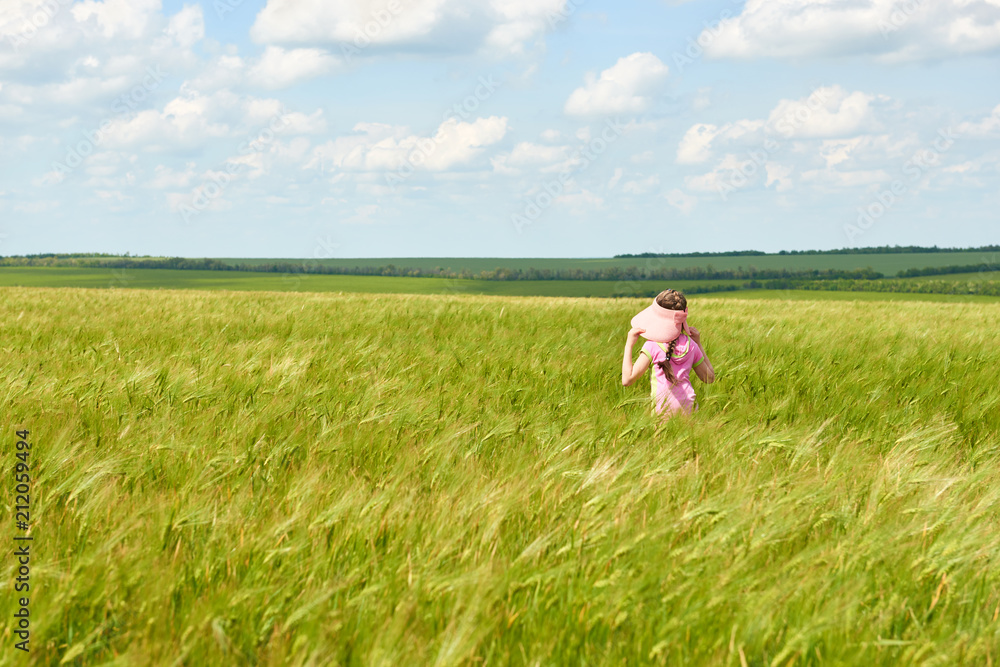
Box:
[631,298,688,343]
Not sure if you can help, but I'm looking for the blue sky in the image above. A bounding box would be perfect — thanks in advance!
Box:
[1,0,998,258]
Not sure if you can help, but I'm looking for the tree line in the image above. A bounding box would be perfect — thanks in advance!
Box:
[616,245,1000,259]
[0,255,887,282]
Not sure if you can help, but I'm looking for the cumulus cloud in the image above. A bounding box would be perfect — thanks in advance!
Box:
[97,91,325,152]
[71,0,162,40]
[308,116,508,173]
[250,0,568,58]
[101,95,232,150]
[676,86,884,171]
[183,47,339,94]
[165,4,205,49]
[1,0,200,81]
[676,85,935,202]
[247,46,340,89]
[676,120,763,164]
[767,86,879,139]
[564,52,669,116]
[490,141,572,174]
[701,0,1000,62]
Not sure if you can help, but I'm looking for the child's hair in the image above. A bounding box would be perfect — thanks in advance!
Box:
[655,289,687,384]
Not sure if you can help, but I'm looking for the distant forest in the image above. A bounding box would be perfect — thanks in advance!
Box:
[615,245,1000,258]
[0,255,887,281]
[4,245,999,263]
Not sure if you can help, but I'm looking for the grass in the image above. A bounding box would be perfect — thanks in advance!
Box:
[700,289,1000,304]
[1,287,999,665]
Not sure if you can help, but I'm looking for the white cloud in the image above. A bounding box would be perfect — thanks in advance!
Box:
[490,141,572,174]
[622,174,660,194]
[344,204,381,224]
[184,55,246,93]
[564,52,669,116]
[607,167,623,189]
[676,86,886,173]
[701,0,1000,62]
[308,116,508,173]
[676,124,718,164]
[676,120,763,164]
[684,154,746,192]
[148,163,197,189]
[800,168,891,189]
[767,86,878,139]
[71,0,161,40]
[665,188,697,214]
[247,46,340,89]
[505,141,570,166]
[165,4,204,49]
[250,0,568,58]
[958,104,1000,138]
[630,150,655,164]
[101,92,231,150]
[556,188,604,212]
[765,163,794,192]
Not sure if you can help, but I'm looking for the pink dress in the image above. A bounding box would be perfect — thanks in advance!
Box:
[638,335,706,415]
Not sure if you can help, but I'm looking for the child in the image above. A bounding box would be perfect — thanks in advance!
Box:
[621,289,715,416]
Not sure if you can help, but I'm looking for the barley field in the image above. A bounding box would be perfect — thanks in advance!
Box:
[1,287,999,665]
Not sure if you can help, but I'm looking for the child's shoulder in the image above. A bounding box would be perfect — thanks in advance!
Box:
[640,339,663,355]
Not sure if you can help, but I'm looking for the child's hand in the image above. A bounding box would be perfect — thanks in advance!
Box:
[627,326,646,344]
[688,326,702,343]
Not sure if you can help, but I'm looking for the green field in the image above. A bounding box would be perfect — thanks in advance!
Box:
[3,266,1000,304]
[221,252,1000,276]
[700,289,1000,303]
[0,267,743,298]
[2,287,999,664]
[906,271,1000,282]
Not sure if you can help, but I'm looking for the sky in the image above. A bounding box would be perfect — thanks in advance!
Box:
[0,0,998,258]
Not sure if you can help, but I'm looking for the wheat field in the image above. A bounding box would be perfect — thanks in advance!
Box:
[1,287,999,665]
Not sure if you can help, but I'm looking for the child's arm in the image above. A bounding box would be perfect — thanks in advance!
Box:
[622,327,651,386]
[688,326,716,384]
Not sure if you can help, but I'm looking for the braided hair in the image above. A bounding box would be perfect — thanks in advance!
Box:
[655,289,687,385]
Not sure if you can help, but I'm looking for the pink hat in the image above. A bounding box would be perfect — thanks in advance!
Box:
[631,299,688,343]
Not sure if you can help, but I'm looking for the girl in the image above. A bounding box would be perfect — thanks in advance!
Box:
[621,289,715,416]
